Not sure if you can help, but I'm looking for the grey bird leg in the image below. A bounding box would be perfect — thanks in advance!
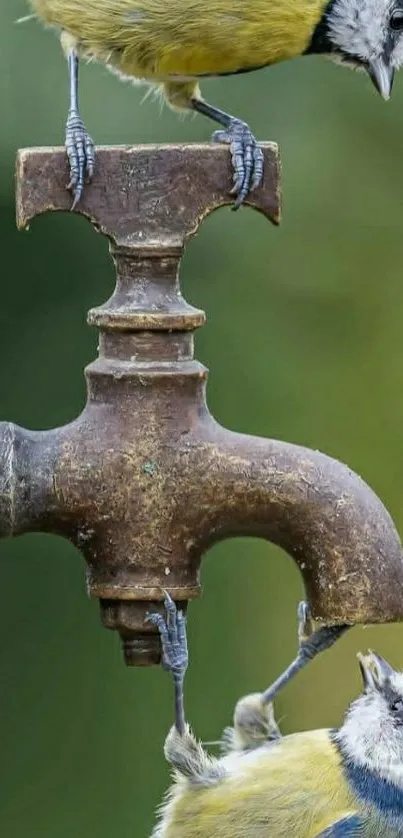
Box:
[191,99,264,209]
[65,49,95,209]
[146,592,188,734]
[262,601,350,705]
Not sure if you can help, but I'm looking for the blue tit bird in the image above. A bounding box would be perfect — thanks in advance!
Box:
[147,593,403,838]
[26,0,403,208]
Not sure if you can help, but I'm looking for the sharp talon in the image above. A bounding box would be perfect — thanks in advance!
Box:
[298,600,311,623]
[298,601,308,620]
[162,589,174,606]
[296,599,350,661]
[230,180,243,198]
[298,601,314,646]
[70,189,83,212]
[212,118,263,208]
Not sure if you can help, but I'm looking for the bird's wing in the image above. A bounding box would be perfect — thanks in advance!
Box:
[314,813,365,836]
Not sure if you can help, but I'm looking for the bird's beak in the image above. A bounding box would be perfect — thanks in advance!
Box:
[367,58,395,100]
[357,650,395,690]
[357,652,376,690]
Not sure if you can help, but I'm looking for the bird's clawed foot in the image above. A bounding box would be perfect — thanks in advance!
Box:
[297,601,349,662]
[65,110,95,209]
[146,591,189,682]
[212,117,264,209]
[261,601,349,705]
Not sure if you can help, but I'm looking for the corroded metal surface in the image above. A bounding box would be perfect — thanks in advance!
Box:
[4,143,403,665]
[16,144,281,239]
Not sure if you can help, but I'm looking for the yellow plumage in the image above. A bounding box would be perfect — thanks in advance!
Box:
[27,0,397,208]
[30,0,327,94]
[145,600,403,838]
[156,728,360,838]
[27,0,335,205]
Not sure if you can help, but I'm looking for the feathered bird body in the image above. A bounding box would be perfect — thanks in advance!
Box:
[154,723,403,838]
[155,728,362,838]
[30,0,328,82]
[145,597,403,838]
[27,0,403,205]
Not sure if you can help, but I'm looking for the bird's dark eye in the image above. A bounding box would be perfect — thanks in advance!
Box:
[390,8,403,30]
[391,699,403,713]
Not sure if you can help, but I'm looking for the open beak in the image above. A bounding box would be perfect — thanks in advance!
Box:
[357,650,394,690]
[367,58,395,100]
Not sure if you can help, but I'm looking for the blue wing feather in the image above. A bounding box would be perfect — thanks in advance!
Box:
[316,814,365,837]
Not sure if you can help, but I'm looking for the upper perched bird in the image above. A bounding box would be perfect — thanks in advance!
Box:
[27,0,403,208]
[147,593,403,838]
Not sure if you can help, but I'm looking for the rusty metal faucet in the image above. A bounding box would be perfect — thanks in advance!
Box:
[1,143,402,666]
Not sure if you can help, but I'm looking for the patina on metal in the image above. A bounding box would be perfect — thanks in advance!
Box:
[1,143,402,665]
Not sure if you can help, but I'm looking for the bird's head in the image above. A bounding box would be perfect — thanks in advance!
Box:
[308,0,403,99]
[336,651,403,785]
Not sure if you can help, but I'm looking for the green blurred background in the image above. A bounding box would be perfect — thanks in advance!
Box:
[2,1,403,835]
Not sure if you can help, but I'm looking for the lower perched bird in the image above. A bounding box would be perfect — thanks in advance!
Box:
[27,0,403,209]
[147,593,403,837]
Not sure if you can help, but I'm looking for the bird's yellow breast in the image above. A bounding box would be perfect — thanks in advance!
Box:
[158,730,358,838]
[30,0,329,79]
